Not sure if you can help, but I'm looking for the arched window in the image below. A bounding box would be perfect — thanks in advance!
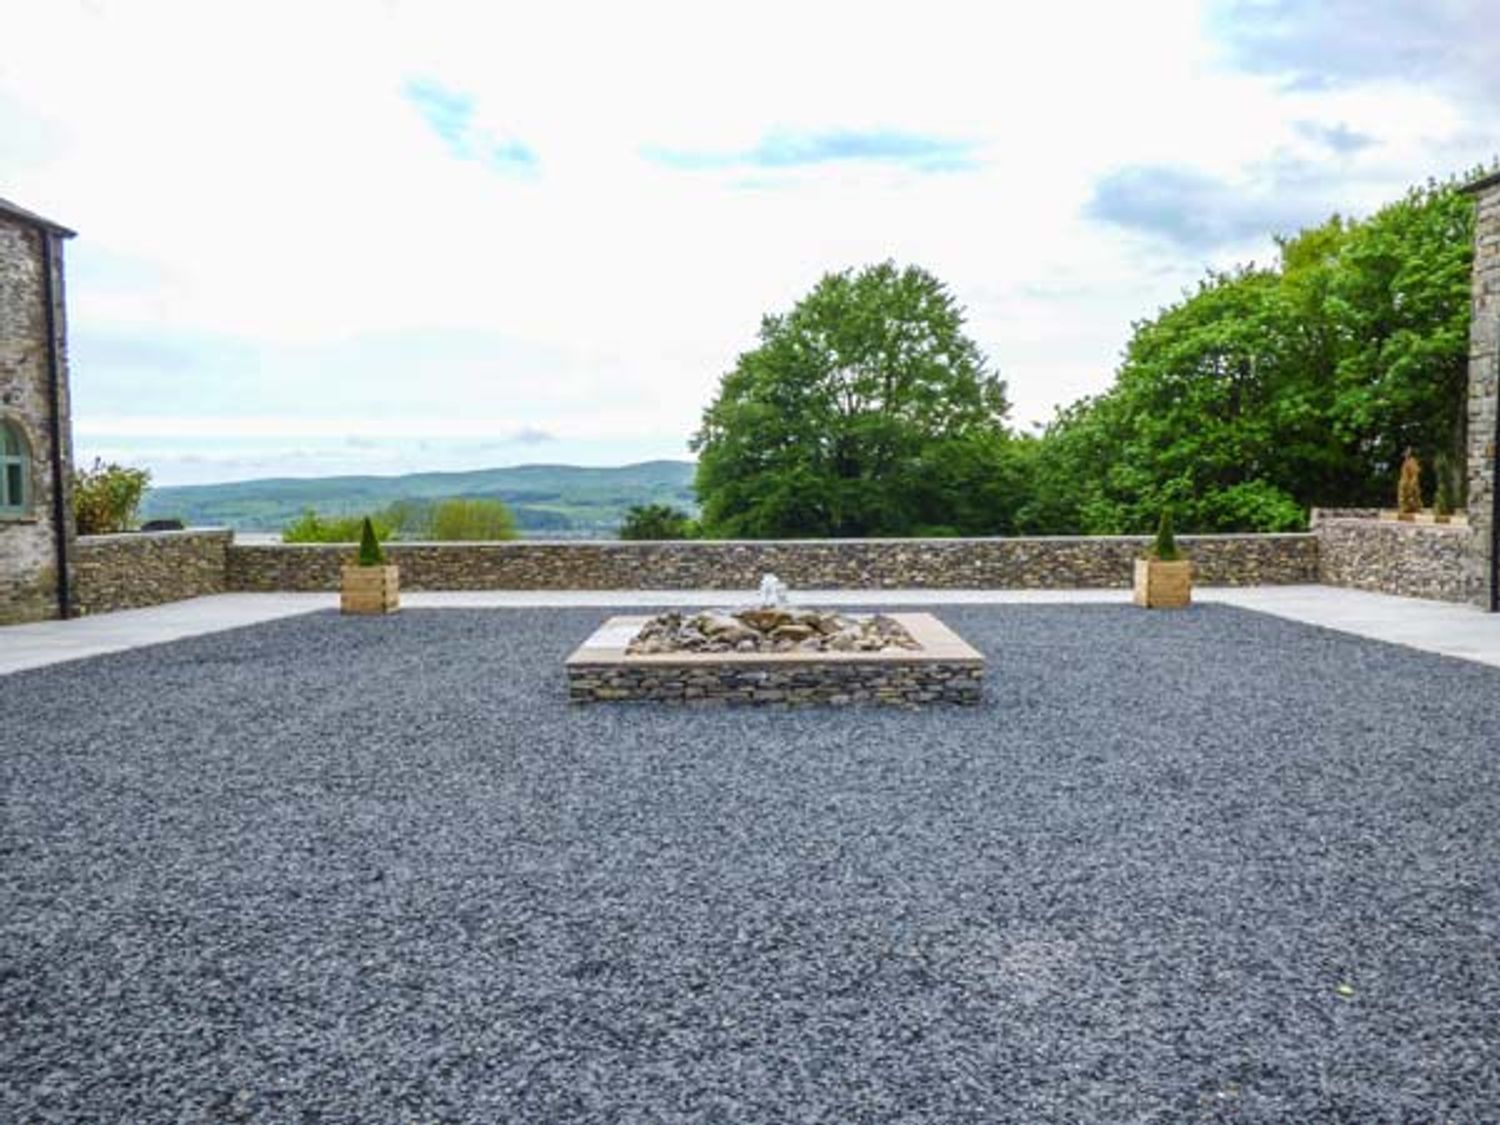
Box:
[1,418,31,516]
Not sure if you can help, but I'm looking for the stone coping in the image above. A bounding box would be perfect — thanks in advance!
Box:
[566,612,984,666]
[245,532,1315,548]
[1313,513,1471,533]
[78,527,232,544]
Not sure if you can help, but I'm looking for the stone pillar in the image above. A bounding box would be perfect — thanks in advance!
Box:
[1465,174,1500,609]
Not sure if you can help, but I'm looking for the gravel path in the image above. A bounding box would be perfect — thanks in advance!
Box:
[3,604,1499,1122]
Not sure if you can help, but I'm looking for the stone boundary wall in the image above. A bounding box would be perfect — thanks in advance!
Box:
[226,534,1318,592]
[74,529,231,615]
[1312,511,1474,604]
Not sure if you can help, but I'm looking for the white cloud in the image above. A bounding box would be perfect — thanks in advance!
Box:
[2,0,1495,484]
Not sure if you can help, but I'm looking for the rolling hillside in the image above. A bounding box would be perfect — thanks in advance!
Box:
[141,460,698,537]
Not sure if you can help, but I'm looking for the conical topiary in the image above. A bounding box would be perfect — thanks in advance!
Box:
[1152,509,1183,561]
[1433,454,1457,517]
[1397,450,1424,515]
[356,516,386,566]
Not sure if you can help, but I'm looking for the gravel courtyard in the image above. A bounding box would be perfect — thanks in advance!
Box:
[3,604,1499,1122]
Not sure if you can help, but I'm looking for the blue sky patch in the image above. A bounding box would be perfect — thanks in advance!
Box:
[404,77,535,172]
[645,129,977,173]
[404,79,476,154]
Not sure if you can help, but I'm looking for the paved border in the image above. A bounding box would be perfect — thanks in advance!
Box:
[3,585,1500,676]
[0,594,329,676]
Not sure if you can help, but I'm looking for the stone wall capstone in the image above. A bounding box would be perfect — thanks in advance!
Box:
[1312,511,1472,603]
[226,534,1319,592]
[74,529,231,615]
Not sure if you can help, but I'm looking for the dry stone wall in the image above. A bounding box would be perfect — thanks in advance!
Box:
[227,534,1318,592]
[568,659,984,707]
[74,530,231,615]
[65,523,1496,608]
[1313,511,1473,603]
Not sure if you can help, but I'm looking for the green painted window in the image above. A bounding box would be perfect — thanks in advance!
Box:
[0,420,30,515]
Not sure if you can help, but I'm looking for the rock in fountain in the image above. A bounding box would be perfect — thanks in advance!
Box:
[626,606,922,656]
[626,572,921,656]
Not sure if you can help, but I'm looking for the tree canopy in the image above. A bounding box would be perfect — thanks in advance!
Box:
[1017,175,1476,534]
[618,503,695,540]
[689,173,1479,538]
[692,262,1021,537]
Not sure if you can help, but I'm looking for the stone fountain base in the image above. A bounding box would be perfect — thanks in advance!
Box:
[566,612,984,706]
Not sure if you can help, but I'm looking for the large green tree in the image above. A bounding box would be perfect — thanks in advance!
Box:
[1017,175,1476,534]
[692,262,1018,537]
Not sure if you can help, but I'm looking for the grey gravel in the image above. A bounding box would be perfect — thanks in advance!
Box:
[3,604,1499,1122]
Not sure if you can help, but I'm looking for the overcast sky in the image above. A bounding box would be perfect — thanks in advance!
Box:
[4,0,1497,485]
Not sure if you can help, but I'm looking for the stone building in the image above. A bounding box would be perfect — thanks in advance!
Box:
[1466,171,1500,610]
[0,196,77,624]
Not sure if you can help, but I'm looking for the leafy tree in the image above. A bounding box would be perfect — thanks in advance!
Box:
[73,459,151,535]
[382,499,435,538]
[1324,180,1474,483]
[1020,268,1310,533]
[282,510,394,543]
[428,498,519,540]
[619,504,695,540]
[1015,171,1477,534]
[692,261,1016,537]
[902,431,1038,536]
[287,498,518,541]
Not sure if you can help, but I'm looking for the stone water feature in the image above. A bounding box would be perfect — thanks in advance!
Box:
[566,574,984,706]
[627,606,922,655]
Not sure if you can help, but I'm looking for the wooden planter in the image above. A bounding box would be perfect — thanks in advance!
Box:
[341,564,400,615]
[1133,558,1192,609]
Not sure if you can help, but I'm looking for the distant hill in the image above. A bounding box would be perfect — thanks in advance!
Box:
[141,460,698,537]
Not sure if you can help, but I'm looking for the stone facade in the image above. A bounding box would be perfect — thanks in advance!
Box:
[568,658,985,706]
[1313,510,1472,603]
[0,199,77,625]
[226,533,1319,592]
[74,530,232,615]
[1466,173,1500,608]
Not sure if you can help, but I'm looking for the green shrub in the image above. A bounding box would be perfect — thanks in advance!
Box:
[356,517,386,566]
[73,458,151,535]
[381,499,433,538]
[619,504,695,540]
[1152,510,1183,561]
[427,498,519,540]
[1433,454,1459,516]
[281,510,393,543]
[1189,481,1307,533]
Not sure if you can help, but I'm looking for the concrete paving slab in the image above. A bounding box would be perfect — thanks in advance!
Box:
[1201,585,1500,670]
[0,593,332,676]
